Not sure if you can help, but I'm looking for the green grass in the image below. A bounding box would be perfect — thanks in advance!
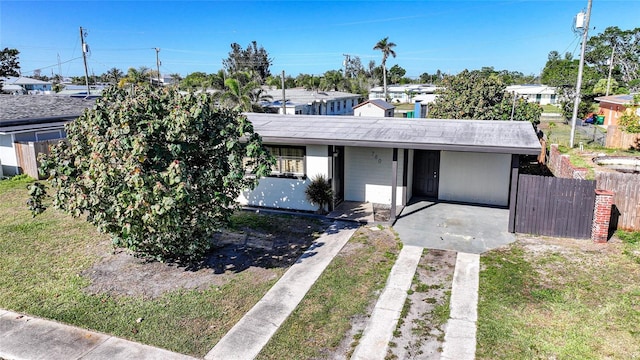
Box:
[477,240,640,359]
[541,104,562,113]
[0,177,318,357]
[256,227,402,359]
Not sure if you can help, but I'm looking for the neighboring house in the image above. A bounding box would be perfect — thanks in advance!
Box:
[506,84,558,105]
[262,87,361,115]
[0,76,53,94]
[594,94,639,127]
[369,84,438,104]
[57,84,106,97]
[239,113,541,220]
[353,99,395,117]
[0,95,95,177]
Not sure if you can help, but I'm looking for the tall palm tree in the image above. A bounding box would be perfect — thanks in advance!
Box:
[373,37,397,101]
[106,67,124,85]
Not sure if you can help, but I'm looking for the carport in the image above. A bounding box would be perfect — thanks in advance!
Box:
[393,200,515,254]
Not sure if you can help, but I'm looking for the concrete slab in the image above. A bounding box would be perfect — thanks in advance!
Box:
[0,310,197,360]
[441,252,480,360]
[449,253,480,322]
[327,201,374,224]
[206,221,357,360]
[394,201,515,253]
[351,245,423,360]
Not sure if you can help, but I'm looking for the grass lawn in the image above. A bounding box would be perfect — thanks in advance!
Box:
[0,176,321,357]
[477,234,640,359]
[256,226,402,359]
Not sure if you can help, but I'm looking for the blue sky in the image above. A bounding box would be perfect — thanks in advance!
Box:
[1,0,639,79]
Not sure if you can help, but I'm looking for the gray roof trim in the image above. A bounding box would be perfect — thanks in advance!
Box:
[0,119,69,135]
[246,113,542,155]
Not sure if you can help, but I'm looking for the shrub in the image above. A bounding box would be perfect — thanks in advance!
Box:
[305,175,333,214]
[29,86,274,263]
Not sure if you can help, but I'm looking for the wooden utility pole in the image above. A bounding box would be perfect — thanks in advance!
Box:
[569,0,592,148]
[80,26,90,95]
[605,43,616,96]
[281,70,286,114]
[155,48,161,86]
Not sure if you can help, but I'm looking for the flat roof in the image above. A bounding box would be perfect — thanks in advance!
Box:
[245,113,541,155]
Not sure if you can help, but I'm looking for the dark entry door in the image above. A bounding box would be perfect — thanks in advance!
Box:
[413,150,440,198]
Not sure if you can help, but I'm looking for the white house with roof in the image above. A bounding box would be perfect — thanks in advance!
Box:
[506,84,558,105]
[239,113,541,225]
[369,84,438,104]
[261,87,361,115]
[0,95,95,177]
[353,99,395,117]
[1,76,53,95]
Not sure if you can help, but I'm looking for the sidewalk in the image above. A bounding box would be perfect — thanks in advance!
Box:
[205,221,357,360]
[0,309,197,360]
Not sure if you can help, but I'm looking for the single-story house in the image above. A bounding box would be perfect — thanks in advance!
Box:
[369,84,438,104]
[1,76,53,95]
[261,87,361,116]
[594,94,639,127]
[353,99,395,117]
[239,113,541,221]
[505,84,558,105]
[0,95,95,177]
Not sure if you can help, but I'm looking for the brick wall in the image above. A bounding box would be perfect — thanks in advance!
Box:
[592,190,615,243]
[547,144,588,179]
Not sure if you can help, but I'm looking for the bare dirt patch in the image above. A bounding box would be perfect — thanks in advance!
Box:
[388,249,457,360]
[82,213,329,298]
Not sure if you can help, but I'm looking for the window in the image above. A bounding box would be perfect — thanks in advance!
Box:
[330,102,335,112]
[337,101,341,111]
[267,146,305,177]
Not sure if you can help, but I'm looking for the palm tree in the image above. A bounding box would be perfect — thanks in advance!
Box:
[106,67,124,85]
[373,37,397,101]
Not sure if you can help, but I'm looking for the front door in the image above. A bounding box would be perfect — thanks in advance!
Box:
[413,150,440,198]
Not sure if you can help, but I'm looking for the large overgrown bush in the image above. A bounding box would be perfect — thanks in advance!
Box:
[29,86,274,262]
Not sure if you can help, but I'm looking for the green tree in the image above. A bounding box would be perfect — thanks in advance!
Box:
[120,66,151,87]
[320,70,344,91]
[585,26,640,91]
[430,70,542,124]
[618,94,640,133]
[388,64,406,85]
[180,71,211,90]
[0,48,20,91]
[104,67,124,85]
[29,86,274,262]
[220,72,271,112]
[373,37,397,101]
[222,41,272,84]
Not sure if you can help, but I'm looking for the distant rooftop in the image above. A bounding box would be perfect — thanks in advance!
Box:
[595,94,636,105]
[261,87,360,104]
[0,95,95,122]
[354,99,395,110]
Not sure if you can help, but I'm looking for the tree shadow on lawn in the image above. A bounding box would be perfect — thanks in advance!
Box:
[82,216,332,299]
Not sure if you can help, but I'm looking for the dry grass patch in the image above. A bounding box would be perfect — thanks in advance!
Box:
[477,234,640,359]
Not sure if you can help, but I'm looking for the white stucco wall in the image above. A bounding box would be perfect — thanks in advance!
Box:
[238,145,329,211]
[438,151,511,206]
[354,104,386,117]
[0,134,18,176]
[344,146,404,205]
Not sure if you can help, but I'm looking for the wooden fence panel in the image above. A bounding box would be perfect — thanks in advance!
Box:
[596,172,640,231]
[14,140,60,179]
[516,174,596,239]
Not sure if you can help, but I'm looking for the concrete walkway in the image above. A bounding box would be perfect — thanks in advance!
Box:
[351,245,424,360]
[0,309,197,360]
[441,252,480,360]
[205,221,357,360]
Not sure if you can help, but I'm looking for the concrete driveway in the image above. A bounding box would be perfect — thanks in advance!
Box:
[393,200,515,254]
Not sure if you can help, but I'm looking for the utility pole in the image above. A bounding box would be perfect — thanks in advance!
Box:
[281,70,286,114]
[569,0,592,149]
[605,43,616,96]
[154,48,161,86]
[80,26,91,95]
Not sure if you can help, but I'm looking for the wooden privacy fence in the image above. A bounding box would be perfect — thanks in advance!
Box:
[14,140,61,179]
[596,171,640,231]
[515,174,596,239]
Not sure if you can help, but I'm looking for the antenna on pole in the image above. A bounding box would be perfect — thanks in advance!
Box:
[569,0,592,149]
[80,26,91,95]
[342,54,350,78]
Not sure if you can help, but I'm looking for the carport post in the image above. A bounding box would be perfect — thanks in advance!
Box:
[508,154,519,232]
[391,148,398,221]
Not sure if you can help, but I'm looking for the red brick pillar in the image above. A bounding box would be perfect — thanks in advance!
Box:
[592,190,615,243]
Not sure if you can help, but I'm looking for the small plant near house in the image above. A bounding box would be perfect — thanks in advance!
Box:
[305,174,333,214]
